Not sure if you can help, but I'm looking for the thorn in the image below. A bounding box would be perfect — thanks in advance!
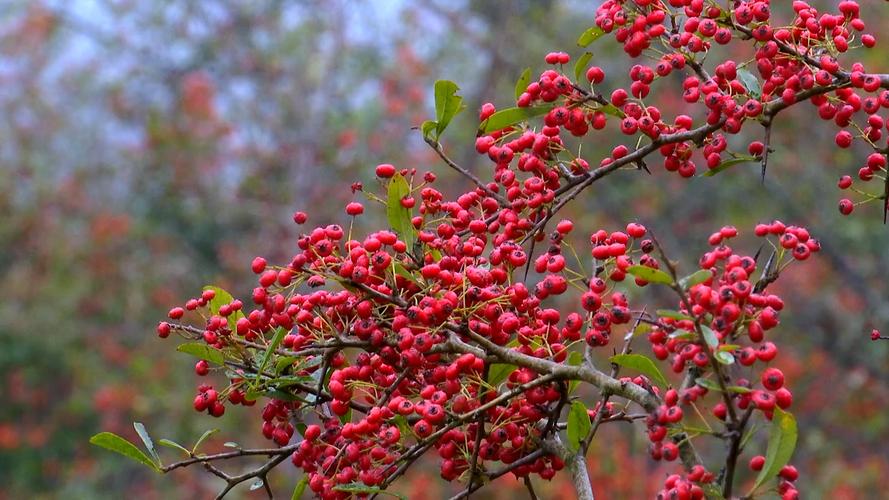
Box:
[752,244,764,265]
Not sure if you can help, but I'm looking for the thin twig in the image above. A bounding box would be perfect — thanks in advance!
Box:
[425,137,509,207]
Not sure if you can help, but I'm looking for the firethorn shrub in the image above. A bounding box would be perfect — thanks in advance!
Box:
[92,2,889,499]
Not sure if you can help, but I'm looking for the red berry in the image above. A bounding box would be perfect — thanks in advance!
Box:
[195,360,210,376]
[156,322,171,338]
[835,130,853,148]
[168,307,185,320]
[749,455,765,471]
[761,367,785,391]
[375,163,396,178]
[251,256,267,274]
[556,219,574,234]
[346,202,365,216]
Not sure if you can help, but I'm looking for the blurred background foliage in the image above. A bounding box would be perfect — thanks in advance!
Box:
[1,0,888,498]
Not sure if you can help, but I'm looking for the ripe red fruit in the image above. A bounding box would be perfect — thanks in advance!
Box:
[195,360,210,376]
[209,401,226,418]
[779,465,799,481]
[556,219,574,234]
[775,388,793,409]
[412,419,432,438]
[345,202,365,216]
[835,130,853,148]
[586,66,605,84]
[749,455,765,471]
[375,163,396,178]
[251,256,267,274]
[193,394,208,412]
[168,307,185,320]
[838,198,854,215]
[292,211,308,224]
[156,322,171,338]
[761,367,784,390]
[748,141,765,156]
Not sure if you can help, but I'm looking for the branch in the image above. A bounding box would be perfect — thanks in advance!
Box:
[160,443,297,500]
[523,476,540,500]
[566,451,595,500]
[523,118,728,243]
[425,137,510,207]
[722,406,755,498]
[447,449,547,500]
[649,232,739,423]
[161,444,298,473]
[451,328,659,412]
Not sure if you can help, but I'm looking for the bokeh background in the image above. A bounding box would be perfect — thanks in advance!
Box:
[2,1,888,498]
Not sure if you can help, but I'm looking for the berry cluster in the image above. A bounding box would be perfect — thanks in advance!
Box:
[134,1,889,498]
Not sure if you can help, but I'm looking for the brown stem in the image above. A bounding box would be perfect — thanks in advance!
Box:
[723,406,755,498]
[425,137,509,207]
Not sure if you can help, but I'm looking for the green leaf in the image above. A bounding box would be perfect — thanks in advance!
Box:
[334,483,406,499]
[204,285,234,315]
[577,26,606,47]
[696,378,750,393]
[514,67,531,101]
[479,105,555,134]
[609,353,669,388]
[632,322,652,337]
[626,265,674,285]
[700,326,719,349]
[386,173,417,248]
[657,309,693,321]
[89,432,160,472]
[428,247,443,262]
[192,428,219,454]
[695,378,721,392]
[267,389,305,402]
[393,415,412,437]
[701,483,724,499]
[338,407,352,425]
[679,269,712,290]
[393,262,420,287]
[703,155,759,177]
[158,438,190,456]
[566,401,591,452]
[292,476,309,500]
[133,422,160,465]
[598,103,625,118]
[737,68,762,99]
[272,375,316,388]
[434,80,463,137]
[715,351,735,365]
[751,408,798,493]
[257,327,288,380]
[668,330,696,341]
[176,342,225,366]
[487,363,517,387]
[275,356,300,374]
[420,120,437,140]
[203,285,245,330]
[574,52,593,83]
[567,351,584,393]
